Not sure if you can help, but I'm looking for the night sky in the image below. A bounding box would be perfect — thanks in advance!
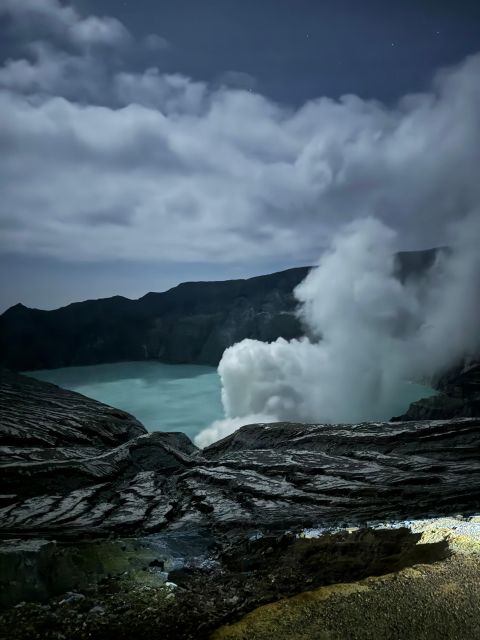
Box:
[0,0,479,310]
[75,0,480,104]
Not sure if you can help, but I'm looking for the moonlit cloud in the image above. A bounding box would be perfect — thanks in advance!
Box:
[0,0,480,269]
[143,33,170,53]
[0,0,131,50]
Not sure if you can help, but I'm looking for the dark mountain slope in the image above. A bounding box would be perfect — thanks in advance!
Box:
[0,267,309,371]
[0,250,438,371]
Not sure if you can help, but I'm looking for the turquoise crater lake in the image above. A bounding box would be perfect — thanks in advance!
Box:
[26,361,436,442]
[27,362,224,441]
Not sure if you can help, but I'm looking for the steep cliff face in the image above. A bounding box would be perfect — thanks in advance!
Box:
[0,249,440,372]
[0,267,308,371]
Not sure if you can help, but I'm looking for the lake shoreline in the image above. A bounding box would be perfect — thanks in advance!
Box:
[25,361,437,441]
[26,361,223,440]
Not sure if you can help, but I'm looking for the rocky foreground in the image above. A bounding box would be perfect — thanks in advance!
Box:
[212,518,480,640]
[2,368,480,540]
[1,366,480,638]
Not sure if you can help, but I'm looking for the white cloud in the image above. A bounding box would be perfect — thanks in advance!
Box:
[143,33,170,52]
[194,415,276,448]
[0,0,77,25]
[114,69,208,113]
[0,1,480,266]
[70,15,130,49]
[0,0,131,49]
[195,213,480,446]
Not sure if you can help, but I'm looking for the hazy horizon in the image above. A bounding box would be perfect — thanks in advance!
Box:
[1,246,442,313]
[1,1,479,310]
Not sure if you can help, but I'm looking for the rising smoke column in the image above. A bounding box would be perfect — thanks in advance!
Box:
[195,214,480,447]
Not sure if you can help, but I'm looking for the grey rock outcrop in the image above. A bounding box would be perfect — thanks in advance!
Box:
[1,371,480,539]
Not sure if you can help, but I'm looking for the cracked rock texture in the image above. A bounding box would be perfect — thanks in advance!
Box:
[1,369,480,540]
[0,368,146,449]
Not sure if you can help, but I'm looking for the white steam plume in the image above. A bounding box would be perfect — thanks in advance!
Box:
[194,214,480,447]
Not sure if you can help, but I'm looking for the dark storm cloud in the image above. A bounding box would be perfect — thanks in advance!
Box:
[0,0,480,271]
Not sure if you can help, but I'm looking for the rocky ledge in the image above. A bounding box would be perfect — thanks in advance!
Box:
[211,518,480,640]
[1,367,480,637]
[2,368,480,541]
[0,367,146,449]
[392,361,480,421]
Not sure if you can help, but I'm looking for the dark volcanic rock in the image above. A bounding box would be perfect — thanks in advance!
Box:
[0,268,309,371]
[1,372,480,539]
[0,528,449,634]
[0,368,146,448]
[392,362,480,421]
[0,250,439,371]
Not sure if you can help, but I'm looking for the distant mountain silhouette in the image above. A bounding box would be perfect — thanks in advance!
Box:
[0,249,439,371]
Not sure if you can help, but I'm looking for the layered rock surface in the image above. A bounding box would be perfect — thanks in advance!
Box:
[0,368,146,449]
[1,370,480,539]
